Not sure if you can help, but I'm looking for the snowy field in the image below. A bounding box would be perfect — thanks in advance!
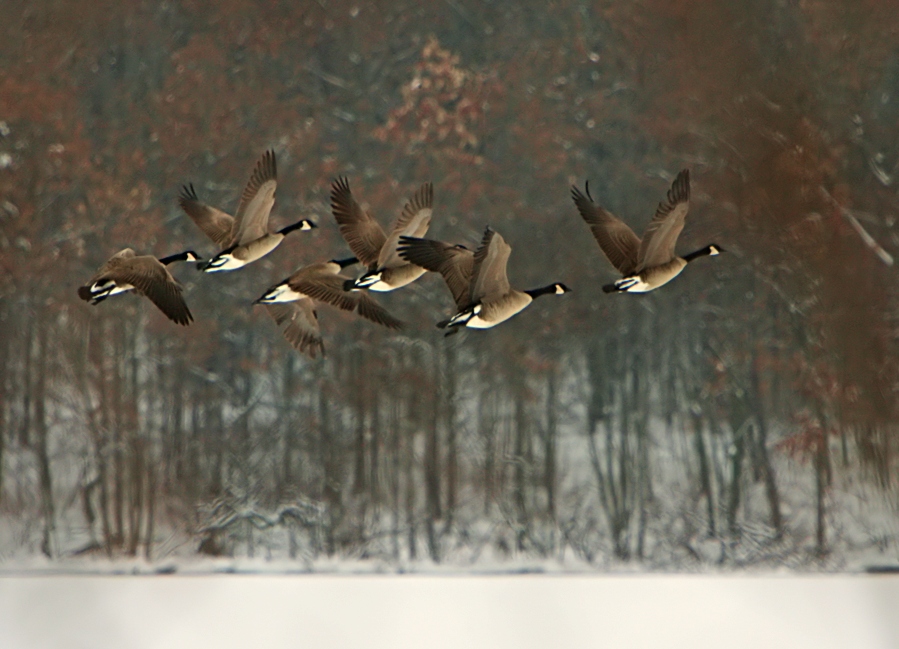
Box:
[0,575,897,649]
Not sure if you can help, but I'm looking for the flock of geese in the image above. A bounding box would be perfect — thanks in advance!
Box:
[78,150,724,358]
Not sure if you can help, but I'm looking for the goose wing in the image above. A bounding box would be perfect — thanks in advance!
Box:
[264,302,325,359]
[105,255,193,325]
[571,184,641,276]
[78,249,136,300]
[636,169,690,271]
[470,227,512,304]
[354,293,405,330]
[94,248,137,276]
[289,271,403,330]
[378,183,433,269]
[330,177,388,268]
[178,184,235,248]
[397,236,474,309]
[231,150,278,246]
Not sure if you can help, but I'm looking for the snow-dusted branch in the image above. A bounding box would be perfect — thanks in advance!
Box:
[819,187,894,266]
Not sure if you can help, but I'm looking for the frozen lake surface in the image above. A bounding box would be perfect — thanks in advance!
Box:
[1,574,897,649]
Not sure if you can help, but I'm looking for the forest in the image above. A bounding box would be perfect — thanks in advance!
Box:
[1,0,897,571]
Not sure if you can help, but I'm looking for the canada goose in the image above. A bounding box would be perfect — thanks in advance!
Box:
[78,249,194,325]
[178,150,316,272]
[330,177,432,291]
[78,249,202,303]
[571,169,723,293]
[398,227,570,333]
[255,257,403,357]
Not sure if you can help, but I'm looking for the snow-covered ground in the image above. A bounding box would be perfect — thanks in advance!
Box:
[0,574,897,649]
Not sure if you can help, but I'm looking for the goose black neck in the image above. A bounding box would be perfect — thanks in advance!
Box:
[332,256,358,269]
[279,219,314,235]
[683,245,717,263]
[525,284,560,299]
[159,251,194,265]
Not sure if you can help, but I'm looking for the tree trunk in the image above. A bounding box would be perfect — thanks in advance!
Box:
[749,353,783,537]
[444,345,458,527]
[814,431,828,558]
[544,368,557,520]
[479,389,496,516]
[351,369,367,497]
[513,388,528,552]
[144,453,156,560]
[34,318,54,558]
[726,422,746,537]
[693,415,716,537]
[0,306,8,508]
[319,382,338,556]
[425,351,441,562]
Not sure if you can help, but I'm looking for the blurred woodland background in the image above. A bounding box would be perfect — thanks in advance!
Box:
[1,0,898,569]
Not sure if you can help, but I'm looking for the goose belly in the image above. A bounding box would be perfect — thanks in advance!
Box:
[621,259,687,292]
[465,314,502,329]
[364,264,427,292]
[467,293,532,327]
[238,235,285,263]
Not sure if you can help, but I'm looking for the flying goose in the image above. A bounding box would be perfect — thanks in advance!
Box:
[77,249,202,303]
[255,257,404,357]
[571,169,722,293]
[330,177,432,291]
[178,150,316,272]
[398,227,570,333]
[78,248,194,325]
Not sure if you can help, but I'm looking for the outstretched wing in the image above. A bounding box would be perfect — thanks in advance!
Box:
[178,184,235,248]
[330,177,388,268]
[289,271,403,330]
[354,292,404,330]
[637,169,690,271]
[397,236,474,308]
[106,256,193,325]
[378,183,433,269]
[232,149,278,245]
[571,183,641,276]
[264,302,325,359]
[470,227,512,304]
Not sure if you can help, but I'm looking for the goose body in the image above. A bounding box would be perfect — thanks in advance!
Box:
[571,169,722,293]
[78,249,194,325]
[82,249,202,302]
[255,256,403,358]
[330,177,432,292]
[398,227,570,333]
[178,150,315,272]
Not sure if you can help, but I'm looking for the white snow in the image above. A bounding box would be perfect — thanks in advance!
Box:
[0,575,896,649]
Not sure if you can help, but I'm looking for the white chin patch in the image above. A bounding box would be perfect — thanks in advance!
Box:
[301,221,313,231]
[709,246,720,256]
[554,285,565,295]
